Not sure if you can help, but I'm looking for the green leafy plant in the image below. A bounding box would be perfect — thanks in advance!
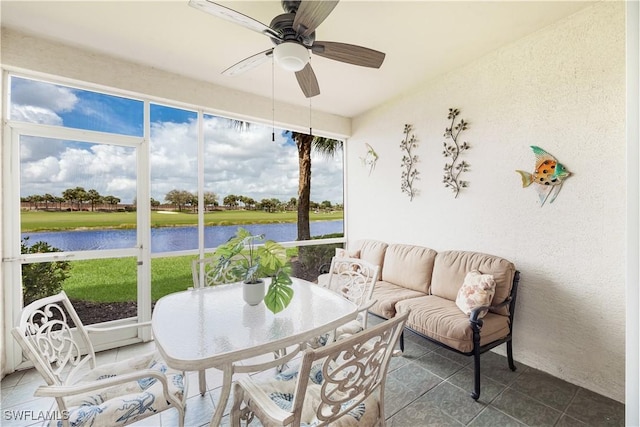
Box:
[212,227,293,314]
[21,237,71,305]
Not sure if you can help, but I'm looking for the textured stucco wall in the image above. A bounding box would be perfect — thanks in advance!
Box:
[348,2,626,401]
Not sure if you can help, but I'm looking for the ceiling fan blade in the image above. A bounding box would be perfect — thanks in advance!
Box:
[222,49,273,76]
[312,41,386,68]
[189,0,281,40]
[293,1,339,37]
[295,63,320,98]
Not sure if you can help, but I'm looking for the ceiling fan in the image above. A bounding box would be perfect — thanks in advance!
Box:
[188,0,386,98]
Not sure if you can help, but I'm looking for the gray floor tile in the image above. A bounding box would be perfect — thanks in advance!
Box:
[384,364,442,417]
[414,351,466,379]
[1,372,24,389]
[446,366,506,404]
[491,388,563,426]
[478,351,524,386]
[564,387,625,426]
[556,413,589,426]
[0,398,54,427]
[398,337,436,362]
[469,406,527,426]
[183,393,216,427]
[387,396,464,427]
[434,346,474,367]
[511,367,578,411]
[418,381,488,425]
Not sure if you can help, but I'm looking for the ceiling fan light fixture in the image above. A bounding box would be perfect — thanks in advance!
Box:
[273,42,309,72]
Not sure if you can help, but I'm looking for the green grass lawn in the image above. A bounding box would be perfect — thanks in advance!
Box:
[63,256,196,302]
[21,209,343,232]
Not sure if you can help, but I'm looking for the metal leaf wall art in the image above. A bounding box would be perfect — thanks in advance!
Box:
[400,124,419,201]
[442,108,470,198]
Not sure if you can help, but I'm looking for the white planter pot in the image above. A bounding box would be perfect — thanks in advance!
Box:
[243,280,265,306]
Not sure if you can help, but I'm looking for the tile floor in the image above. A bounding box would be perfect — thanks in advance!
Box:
[1,315,625,427]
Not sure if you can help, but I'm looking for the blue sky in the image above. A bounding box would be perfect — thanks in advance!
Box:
[11,76,343,204]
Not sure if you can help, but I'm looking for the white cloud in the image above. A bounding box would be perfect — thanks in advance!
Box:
[15,80,343,205]
[21,141,138,202]
[11,78,78,112]
[11,105,64,126]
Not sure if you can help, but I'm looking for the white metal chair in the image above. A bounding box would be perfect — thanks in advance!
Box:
[11,291,187,427]
[318,257,380,342]
[191,255,242,288]
[231,311,408,427]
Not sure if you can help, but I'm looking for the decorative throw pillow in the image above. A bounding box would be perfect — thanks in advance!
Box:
[335,248,361,259]
[455,270,496,318]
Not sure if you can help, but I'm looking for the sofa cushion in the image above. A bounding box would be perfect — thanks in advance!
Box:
[396,296,511,353]
[369,281,427,319]
[455,270,496,318]
[430,251,516,316]
[349,239,388,280]
[381,244,437,293]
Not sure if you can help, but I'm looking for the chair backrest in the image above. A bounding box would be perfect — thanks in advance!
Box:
[192,255,244,288]
[325,257,380,308]
[291,312,408,426]
[11,291,96,387]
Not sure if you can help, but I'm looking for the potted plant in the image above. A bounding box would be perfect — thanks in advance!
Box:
[211,227,293,314]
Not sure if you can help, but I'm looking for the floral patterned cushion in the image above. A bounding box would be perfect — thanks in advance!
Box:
[309,320,364,348]
[335,248,361,259]
[55,351,185,427]
[455,270,496,318]
[255,361,379,426]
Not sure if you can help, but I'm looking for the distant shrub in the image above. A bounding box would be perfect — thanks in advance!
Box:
[21,238,71,305]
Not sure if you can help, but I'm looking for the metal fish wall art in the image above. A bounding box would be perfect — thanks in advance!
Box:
[516,146,572,206]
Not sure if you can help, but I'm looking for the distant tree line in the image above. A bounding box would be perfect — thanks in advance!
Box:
[21,187,342,213]
[164,189,341,213]
[21,187,122,211]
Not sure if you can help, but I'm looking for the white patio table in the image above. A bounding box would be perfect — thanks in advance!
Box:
[151,277,358,427]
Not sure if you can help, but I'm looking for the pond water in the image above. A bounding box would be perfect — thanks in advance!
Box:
[22,220,343,253]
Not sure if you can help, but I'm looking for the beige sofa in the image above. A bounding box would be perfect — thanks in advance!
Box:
[319,239,520,400]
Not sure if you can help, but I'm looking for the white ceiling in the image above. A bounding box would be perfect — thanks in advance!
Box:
[1,0,596,118]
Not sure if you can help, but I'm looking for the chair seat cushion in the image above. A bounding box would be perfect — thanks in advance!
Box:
[254,362,380,426]
[369,281,427,319]
[396,295,510,353]
[335,319,364,340]
[59,351,185,427]
[308,320,363,348]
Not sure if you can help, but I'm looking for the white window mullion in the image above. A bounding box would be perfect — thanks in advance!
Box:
[197,110,205,259]
[2,125,24,370]
[137,101,152,341]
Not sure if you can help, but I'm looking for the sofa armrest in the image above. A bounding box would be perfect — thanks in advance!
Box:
[469,297,512,329]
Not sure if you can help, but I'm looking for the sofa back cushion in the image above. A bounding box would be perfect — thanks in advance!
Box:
[381,244,437,293]
[351,240,388,279]
[430,251,516,315]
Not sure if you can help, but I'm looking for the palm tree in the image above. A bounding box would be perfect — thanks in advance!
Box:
[220,117,343,239]
[290,132,342,241]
